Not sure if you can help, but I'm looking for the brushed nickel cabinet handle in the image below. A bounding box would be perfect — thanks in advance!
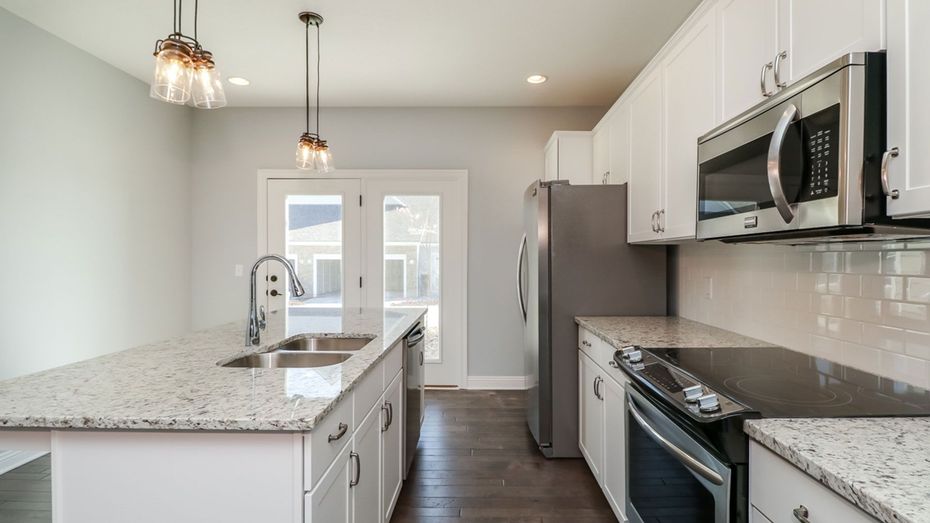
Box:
[328,422,348,443]
[793,505,810,523]
[882,147,901,200]
[349,451,360,487]
[774,51,788,88]
[761,61,774,97]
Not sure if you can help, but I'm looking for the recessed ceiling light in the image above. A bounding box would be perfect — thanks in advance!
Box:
[526,74,548,84]
[228,77,250,86]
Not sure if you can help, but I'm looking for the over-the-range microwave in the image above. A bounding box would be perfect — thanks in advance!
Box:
[696,52,930,244]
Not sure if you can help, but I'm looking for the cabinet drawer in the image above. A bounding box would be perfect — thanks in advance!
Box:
[353,361,383,428]
[749,442,877,523]
[383,341,403,385]
[304,395,354,491]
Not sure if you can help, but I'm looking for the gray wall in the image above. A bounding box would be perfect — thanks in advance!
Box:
[190,107,603,377]
[0,9,193,380]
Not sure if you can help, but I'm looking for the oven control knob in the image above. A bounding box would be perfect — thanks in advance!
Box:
[619,346,638,359]
[697,394,721,413]
[683,385,704,403]
[626,350,643,364]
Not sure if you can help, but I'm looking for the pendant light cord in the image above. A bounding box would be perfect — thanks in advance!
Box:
[316,22,321,136]
[194,0,198,42]
[305,20,310,134]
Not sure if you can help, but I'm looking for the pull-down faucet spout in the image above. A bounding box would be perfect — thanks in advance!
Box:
[247,254,306,346]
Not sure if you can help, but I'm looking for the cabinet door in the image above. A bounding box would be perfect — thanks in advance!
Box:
[777,0,884,85]
[352,403,382,523]
[627,68,663,243]
[544,138,558,182]
[601,375,628,522]
[557,133,594,185]
[592,126,610,184]
[608,104,631,185]
[718,0,778,120]
[886,0,930,218]
[578,353,604,481]
[662,8,717,240]
[307,443,351,523]
[381,372,404,522]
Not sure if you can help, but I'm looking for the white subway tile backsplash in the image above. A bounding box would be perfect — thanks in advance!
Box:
[882,251,927,276]
[906,277,930,303]
[677,243,930,388]
[860,275,905,301]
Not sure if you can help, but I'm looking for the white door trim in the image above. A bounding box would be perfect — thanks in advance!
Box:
[257,169,468,388]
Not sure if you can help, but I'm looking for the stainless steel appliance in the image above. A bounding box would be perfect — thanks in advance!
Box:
[519,181,666,458]
[617,345,930,522]
[697,52,930,244]
[403,322,424,476]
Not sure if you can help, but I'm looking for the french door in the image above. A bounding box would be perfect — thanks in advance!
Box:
[262,172,466,387]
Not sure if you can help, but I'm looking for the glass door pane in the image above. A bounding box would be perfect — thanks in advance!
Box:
[286,194,344,308]
[382,195,441,362]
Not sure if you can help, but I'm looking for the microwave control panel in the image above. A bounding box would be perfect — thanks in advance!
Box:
[798,104,840,202]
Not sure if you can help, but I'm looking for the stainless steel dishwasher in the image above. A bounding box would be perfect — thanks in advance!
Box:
[403,322,425,477]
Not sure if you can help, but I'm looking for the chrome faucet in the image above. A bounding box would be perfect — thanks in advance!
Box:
[247,254,306,346]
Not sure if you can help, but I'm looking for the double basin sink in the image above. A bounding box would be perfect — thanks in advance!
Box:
[221,336,375,369]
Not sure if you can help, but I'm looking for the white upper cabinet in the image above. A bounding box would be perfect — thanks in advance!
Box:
[886,0,930,218]
[718,0,778,121]
[777,0,885,85]
[544,131,593,185]
[627,68,665,243]
[608,104,632,185]
[662,9,717,241]
[592,126,610,185]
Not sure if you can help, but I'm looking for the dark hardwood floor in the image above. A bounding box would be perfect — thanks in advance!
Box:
[391,389,616,523]
[0,454,52,522]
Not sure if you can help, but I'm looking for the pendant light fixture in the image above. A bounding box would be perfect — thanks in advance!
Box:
[296,11,334,172]
[150,0,227,109]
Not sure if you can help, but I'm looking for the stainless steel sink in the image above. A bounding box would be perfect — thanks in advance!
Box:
[274,336,375,352]
[221,351,353,368]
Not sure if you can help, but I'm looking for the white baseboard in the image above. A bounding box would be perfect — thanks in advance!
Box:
[0,450,46,476]
[466,375,531,390]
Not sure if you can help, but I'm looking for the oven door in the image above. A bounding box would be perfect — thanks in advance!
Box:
[626,385,733,523]
[696,59,864,240]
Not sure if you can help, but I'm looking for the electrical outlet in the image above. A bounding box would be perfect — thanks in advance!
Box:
[702,276,713,300]
[234,264,244,277]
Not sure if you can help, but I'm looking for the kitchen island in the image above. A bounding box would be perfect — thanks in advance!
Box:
[0,306,425,523]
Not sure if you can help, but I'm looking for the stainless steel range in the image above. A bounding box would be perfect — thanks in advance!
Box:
[616,345,930,523]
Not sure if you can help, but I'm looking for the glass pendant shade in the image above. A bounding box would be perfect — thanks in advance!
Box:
[191,62,227,109]
[296,135,316,170]
[150,41,193,104]
[317,147,334,173]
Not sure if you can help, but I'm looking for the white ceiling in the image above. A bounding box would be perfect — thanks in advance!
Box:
[0,0,700,107]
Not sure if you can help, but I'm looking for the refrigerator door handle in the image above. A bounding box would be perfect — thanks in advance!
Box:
[516,233,528,322]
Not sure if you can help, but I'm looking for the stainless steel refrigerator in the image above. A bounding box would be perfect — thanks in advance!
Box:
[518,180,667,458]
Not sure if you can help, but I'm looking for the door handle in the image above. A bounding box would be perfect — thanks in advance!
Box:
[627,397,724,486]
[381,403,390,432]
[773,51,788,88]
[760,61,774,97]
[658,209,665,233]
[767,103,799,223]
[349,451,360,487]
[516,233,528,322]
[881,148,900,200]
[650,211,658,233]
[327,422,348,443]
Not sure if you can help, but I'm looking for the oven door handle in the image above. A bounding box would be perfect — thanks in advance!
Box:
[767,103,799,224]
[627,398,725,486]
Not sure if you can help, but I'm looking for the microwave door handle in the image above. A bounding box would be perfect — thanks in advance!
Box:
[627,397,725,486]
[767,103,799,224]
[516,233,527,322]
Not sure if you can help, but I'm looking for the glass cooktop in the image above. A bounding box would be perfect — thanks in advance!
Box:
[646,346,930,418]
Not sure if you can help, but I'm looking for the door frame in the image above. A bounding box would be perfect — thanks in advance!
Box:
[257,169,469,388]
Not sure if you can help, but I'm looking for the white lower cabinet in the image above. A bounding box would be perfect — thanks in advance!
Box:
[578,327,629,522]
[749,441,877,523]
[578,352,604,481]
[352,401,382,523]
[381,371,404,522]
[307,443,352,523]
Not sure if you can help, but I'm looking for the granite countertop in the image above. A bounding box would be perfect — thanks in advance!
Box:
[746,418,930,523]
[575,316,774,349]
[0,307,425,432]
